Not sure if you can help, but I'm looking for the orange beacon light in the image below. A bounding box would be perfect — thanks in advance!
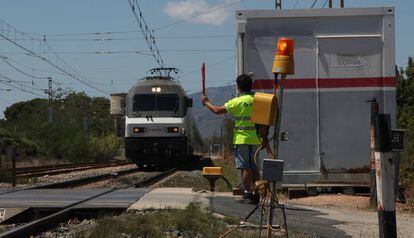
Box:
[272,37,295,75]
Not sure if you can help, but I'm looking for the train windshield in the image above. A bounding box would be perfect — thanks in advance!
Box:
[133,94,179,115]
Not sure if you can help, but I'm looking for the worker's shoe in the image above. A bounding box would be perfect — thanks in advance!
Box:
[241,192,260,205]
[235,192,253,204]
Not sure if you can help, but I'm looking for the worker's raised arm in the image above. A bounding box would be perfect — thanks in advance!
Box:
[201,94,227,115]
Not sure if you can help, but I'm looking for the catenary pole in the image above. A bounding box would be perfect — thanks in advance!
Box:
[374,114,397,238]
[369,99,379,206]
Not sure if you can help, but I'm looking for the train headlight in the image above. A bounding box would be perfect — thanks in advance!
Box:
[151,87,161,93]
[133,127,145,133]
[167,127,179,133]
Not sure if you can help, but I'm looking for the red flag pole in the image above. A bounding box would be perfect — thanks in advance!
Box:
[202,63,206,94]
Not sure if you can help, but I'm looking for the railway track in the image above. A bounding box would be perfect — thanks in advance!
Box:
[0,166,142,196]
[0,168,177,238]
[6,161,133,178]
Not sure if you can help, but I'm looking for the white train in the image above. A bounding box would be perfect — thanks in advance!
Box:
[123,68,203,167]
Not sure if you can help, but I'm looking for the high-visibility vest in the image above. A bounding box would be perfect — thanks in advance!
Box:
[224,92,260,145]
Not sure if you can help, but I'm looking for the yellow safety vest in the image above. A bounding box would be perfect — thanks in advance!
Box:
[225,92,260,145]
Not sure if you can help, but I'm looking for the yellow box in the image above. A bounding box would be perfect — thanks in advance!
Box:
[251,92,276,126]
[202,167,222,176]
[272,55,295,75]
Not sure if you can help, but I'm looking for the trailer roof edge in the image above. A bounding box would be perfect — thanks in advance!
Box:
[236,7,394,19]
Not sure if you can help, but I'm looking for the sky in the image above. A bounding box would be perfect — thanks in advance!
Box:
[0,0,412,118]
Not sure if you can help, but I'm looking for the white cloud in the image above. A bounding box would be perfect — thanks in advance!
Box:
[163,0,233,26]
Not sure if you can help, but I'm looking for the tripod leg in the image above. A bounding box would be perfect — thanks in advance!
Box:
[281,204,289,238]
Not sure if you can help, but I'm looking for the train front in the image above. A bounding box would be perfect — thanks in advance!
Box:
[124,77,193,167]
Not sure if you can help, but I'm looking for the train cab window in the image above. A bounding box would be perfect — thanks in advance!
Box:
[133,94,156,111]
[133,94,179,116]
[157,94,179,111]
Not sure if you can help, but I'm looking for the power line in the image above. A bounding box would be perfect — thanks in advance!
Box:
[0,77,44,97]
[0,18,108,95]
[10,35,234,42]
[154,0,245,31]
[0,55,50,79]
[0,72,41,90]
[27,30,140,37]
[128,0,165,68]
[293,0,300,9]
[311,0,319,8]
[0,49,233,54]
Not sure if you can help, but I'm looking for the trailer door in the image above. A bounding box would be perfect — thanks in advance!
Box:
[317,36,383,173]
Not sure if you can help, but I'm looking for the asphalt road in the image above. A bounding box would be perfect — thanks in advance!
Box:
[208,195,414,238]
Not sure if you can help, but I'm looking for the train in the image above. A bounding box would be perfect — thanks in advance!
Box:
[121,68,203,167]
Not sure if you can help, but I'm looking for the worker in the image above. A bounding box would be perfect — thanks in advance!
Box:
[201,74,260,204]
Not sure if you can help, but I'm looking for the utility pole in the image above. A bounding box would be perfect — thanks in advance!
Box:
[329,0,333,8]
[275,0,282,9]
[340,0,345,8]
[374,114,397,238]
[44,77,53,123]
[6,147,16,187]
[369,99,379,207]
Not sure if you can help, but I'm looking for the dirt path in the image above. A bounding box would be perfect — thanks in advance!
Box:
[284,195,414,237]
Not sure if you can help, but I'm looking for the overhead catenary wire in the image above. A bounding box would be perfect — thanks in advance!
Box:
[127,0,166,68]
[0,73,43,91]
[311,0,319,8]
[0,80,44,97]
[13,35,234,42]
[0,18,108,95]
[293,0,300,9]
[0,55,50,80]
[0,49,234,55]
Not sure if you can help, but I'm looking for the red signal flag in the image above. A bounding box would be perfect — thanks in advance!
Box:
[202,63,206,94]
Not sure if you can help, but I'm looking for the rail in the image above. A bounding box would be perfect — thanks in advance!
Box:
[0,168,177,238]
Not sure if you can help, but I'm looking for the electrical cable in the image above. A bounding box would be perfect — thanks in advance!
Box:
[0,49,233,55]
[293,0,300,9]
[0,55,50,79]
[27,30,140,37]
[311,0,319,8]
[0,18,108,95]
[218,180,288,238]
[322,0,328,8]
[26,35,234,42]
[0,73,43,91]
[128,0,166,68]
[0,80,43,97]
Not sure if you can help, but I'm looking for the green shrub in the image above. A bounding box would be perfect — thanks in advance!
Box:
[87,134,121,162]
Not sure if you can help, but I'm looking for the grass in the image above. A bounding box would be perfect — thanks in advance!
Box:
[116,175,141,185]
[74,203,310,238]
[75,203,261,238]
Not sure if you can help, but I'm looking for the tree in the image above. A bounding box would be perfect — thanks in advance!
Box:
[0,92,119,162]
[396,57,414,184]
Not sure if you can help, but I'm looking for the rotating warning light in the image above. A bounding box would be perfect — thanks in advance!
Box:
[272,37,295,75]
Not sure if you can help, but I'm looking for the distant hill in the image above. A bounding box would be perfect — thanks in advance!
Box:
[190,85,236,140]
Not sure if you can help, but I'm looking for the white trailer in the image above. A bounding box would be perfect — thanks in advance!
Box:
[236,7,396,184]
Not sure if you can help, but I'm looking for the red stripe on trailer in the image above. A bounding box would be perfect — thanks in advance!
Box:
[252,77,396,90]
